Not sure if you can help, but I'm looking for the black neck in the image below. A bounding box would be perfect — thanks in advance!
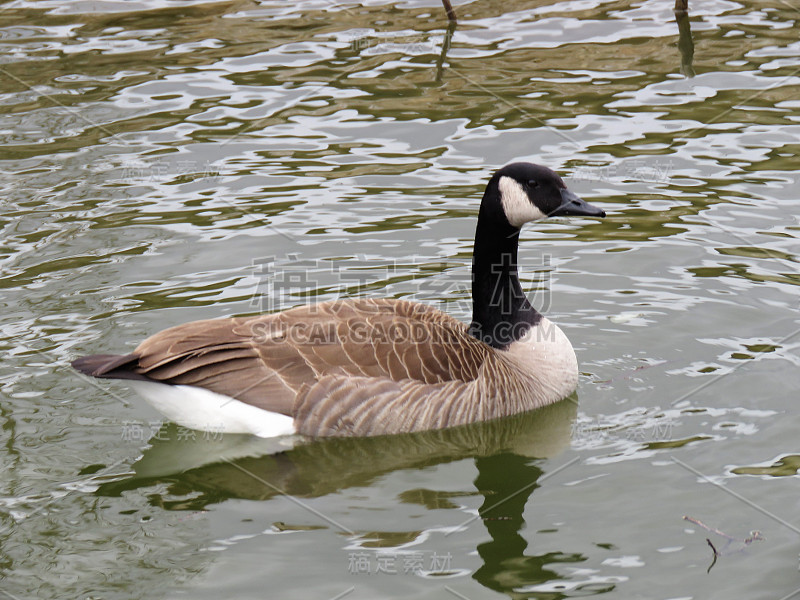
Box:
[468,178,542,349]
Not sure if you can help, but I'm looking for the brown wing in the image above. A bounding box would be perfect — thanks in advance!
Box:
[129,298,492,416]
[131,315,299,413]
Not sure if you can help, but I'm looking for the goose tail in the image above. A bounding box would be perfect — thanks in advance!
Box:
[71,353,149,382]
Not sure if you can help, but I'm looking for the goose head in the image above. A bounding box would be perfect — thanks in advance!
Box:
[486,162,605,228]
[469,162,605,349]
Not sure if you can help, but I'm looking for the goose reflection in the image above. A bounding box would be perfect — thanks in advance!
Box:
[473,452,586,597]
[97,397,579,596]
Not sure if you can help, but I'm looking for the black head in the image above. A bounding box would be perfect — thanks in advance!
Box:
[488,162,605,228]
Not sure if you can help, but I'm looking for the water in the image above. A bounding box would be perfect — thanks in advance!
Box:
[1,0,798,598]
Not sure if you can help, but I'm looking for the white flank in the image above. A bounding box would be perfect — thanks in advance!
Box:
[503,317,579,402]
[498,176,547,227]
[128,380,296,438]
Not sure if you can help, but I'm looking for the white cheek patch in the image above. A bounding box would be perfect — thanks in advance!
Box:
[499,176,547,227]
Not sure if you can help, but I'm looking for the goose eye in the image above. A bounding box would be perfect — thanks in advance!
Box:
[527,180,539,189]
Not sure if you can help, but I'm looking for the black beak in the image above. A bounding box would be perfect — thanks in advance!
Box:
[550,189,606,218]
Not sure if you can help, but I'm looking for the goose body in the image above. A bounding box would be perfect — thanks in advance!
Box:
[72,163,605,438]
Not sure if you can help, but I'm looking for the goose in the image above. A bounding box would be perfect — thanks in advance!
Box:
[72,163,605,438]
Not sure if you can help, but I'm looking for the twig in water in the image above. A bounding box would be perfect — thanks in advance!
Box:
[706,538,719,573]
[684,515,765,573]
[442,0,457,22]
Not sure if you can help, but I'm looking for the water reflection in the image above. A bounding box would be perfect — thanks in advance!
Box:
[435,20,457,84]
[473,452,586,598]
[674,1,695,78]
[97,399,577,594]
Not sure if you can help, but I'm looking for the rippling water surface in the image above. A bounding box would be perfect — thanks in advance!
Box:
[1,1,799,598]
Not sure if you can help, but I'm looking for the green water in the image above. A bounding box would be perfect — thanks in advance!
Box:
[1,1,798,598]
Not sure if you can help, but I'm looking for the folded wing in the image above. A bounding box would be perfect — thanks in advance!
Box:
[123,298,492,418]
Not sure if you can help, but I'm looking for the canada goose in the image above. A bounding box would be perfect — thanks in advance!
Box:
[72,163,605,438]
